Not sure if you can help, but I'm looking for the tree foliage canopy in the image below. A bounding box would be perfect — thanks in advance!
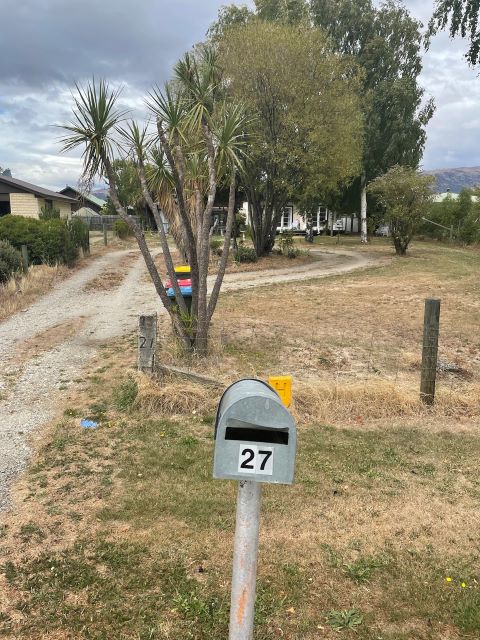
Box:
[429,0,480,66]
[368,165,435,255]
[312,0,434,181]
[218,19,364,254]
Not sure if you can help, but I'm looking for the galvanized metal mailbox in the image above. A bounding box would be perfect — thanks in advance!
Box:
[213,379,296,485]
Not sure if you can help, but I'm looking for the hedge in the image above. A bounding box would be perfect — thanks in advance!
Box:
[0,215,86,266]
[0,240,22,284]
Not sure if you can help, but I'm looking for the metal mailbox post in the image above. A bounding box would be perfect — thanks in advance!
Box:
[213,379,297,640]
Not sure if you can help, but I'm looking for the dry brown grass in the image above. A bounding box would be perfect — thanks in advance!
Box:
[0,265,69,321]
[292,379,480,426]
[2,243,480,639]
[135,372,217,417]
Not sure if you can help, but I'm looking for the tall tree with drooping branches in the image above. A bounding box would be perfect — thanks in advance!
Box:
[428,0,480,66]
[312,0,434,243]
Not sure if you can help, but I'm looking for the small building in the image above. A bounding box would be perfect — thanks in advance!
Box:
[59,186,107,214]
[0,174,75,219]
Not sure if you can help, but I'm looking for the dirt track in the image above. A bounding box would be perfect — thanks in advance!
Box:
[0,247,378,510]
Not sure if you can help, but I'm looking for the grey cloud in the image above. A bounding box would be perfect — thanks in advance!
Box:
[1,0,479,190]
[0,0,224,89]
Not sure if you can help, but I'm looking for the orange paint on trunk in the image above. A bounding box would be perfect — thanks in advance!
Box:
[236,587,248,625]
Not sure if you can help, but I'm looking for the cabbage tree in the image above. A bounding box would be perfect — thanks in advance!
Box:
[60,48,248,354]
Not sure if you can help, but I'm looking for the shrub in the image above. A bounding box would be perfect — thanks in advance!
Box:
[39,204,61,220]
[40,219,79,266]
[234,245,257,263]
[210,236,223,257]
[114,218,133,239]
[277,232,299,258]
[0,240,22,284]
[68,218,90,253]
[0,215,80,266]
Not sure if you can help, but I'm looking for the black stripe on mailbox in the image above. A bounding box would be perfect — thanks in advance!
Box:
[225,421,289,445]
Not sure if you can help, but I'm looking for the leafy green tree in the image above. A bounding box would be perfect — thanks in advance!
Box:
[368,165,435,256]
[60,50,248,354]
[103,159,143,215]
[255,0,309,23]
[311,0,434,242]
[207,4,252,40]
[428,0,480,66]
[218,20,363,255]
[426,189,480,243]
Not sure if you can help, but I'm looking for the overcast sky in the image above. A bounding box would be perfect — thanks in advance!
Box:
[0,0,479,190]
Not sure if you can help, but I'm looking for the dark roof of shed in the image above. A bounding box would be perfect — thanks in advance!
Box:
[0,174,75,202]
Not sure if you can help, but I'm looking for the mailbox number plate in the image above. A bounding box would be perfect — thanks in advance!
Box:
[238,445,274,475]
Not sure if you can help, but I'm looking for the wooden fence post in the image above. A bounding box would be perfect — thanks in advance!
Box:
[138,315,157,372]
[420,298,441,405]
[103,223,108,246]
[21,245,29,273]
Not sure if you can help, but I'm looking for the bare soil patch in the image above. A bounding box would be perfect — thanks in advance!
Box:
[83,251,138,291]
[14,317,87,364]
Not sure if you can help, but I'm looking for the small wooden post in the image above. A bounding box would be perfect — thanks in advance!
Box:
[21,245,29,273]
[420,298,441,405]
[138,315,157,372]
[103,223,108,246]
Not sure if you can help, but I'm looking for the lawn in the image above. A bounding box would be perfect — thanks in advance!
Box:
[0,240,479,639]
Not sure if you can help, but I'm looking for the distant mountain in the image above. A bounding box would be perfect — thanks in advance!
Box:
[424,166,480,193]
[92,187,109,200]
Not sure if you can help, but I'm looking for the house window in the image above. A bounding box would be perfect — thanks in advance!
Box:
[277,206,293,229]
[44,199,53,210]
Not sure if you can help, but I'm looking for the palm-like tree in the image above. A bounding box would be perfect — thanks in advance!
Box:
[60,49,249,354]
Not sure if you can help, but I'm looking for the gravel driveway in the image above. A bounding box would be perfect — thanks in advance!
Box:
[0,247,376,510]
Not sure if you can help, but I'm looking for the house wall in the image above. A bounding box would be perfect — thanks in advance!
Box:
[8,194,72,219]
[9,193,40,218]
[54,200,72,219]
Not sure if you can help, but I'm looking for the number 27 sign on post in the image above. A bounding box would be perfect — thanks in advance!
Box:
[238,445,274,475]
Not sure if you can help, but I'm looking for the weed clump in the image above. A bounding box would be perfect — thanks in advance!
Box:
[113,376,138,412]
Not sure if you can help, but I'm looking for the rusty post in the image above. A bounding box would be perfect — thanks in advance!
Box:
[229,480,262,640]
[420,298,441,405]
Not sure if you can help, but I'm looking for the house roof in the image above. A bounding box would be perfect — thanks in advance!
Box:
[0,174,76,202]
[59,186,106,208]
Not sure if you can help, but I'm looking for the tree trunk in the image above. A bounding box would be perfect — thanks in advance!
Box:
[136,161,188,318]
[360,173,368,243]
[207,172,236,323]
[194,120,218,356]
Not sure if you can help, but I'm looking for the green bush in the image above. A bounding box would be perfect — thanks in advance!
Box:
[210,236,223,256]
[0,240,22,284]
[114,219,133,239]
[0,215,81,266]
[234,245,257,263]
[39,205,61,220]
[68,218,90,253]
[277,232,299,258]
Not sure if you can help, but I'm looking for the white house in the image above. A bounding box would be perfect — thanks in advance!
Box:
[239,201,359,234]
